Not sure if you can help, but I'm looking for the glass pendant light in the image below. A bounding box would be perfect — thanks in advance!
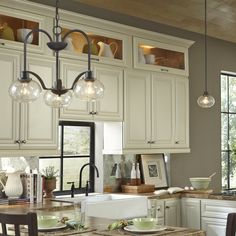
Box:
[8,0,104,108]
[197,0,215,108]
[9,78,42,102]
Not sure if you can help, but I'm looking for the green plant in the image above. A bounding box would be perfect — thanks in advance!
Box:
[42,166,59,180]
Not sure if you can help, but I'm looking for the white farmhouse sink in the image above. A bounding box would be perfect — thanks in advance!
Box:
[54,193,148,219]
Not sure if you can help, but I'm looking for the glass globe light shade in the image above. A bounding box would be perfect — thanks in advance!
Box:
[9,79,42,102]
[197,92,215,108]
[44,90,73,108]
[73,79,104,101]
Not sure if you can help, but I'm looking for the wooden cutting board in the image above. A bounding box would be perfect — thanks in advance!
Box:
[121,184,155,193]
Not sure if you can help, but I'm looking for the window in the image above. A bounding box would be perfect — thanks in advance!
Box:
[221,72,236,189]
[39,121,95,195]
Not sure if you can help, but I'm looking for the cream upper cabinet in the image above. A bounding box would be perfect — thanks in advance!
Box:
[0,49,20,150]
[59,20,132,67]
[0,50,58,155]
[59,59,123,121]
[133,37,191,76]
[123,69,189,152]
[0,4,51,54]
[123,70,151,149]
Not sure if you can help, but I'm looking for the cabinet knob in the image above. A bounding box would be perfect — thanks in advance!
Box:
[161,68,169,72]
[165,206,170,209]
[147,141,151,144]
[0,42,5,46]
[151,141,156,144]
[15,140,21,144]
[91,57,99,61]
[21,140,27,144]
[175,141,179,144]
[157,208,161,211]
[89,111,97,115]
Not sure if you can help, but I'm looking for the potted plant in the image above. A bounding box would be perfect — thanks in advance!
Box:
[42,166,59,198]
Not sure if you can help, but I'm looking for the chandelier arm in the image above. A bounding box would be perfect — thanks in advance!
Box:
[62,30,91,71]
[26,71,50,90]
[23,29,53,72]
[70,71,87,90]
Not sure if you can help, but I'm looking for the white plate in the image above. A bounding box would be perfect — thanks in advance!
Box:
[124,225,166,233]
[25,222,67,232]
[38,222,67,231]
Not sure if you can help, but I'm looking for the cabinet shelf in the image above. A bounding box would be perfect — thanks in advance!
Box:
[0,14,39,45]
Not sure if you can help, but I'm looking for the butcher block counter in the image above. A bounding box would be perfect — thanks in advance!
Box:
[0,198,206,236]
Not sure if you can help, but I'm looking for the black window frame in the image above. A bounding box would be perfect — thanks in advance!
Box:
[39,120,95,196]
[221,72,236,189]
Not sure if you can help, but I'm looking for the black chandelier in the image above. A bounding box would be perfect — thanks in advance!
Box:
[9,0,104,108]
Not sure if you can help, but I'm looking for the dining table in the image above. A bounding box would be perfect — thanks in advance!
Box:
[16,216,205,236]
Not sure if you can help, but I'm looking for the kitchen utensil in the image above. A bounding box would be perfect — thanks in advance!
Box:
[209,172,216,178]
[97,41,118,58]
[0,171,23,198]
[189,177,211,190]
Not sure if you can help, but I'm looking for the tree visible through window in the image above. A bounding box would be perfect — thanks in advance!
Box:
[221,73,236,189]
[39,121,95,194]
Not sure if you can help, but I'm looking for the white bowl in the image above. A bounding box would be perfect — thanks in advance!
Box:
[17,28,33,44]
[189,177,211,190]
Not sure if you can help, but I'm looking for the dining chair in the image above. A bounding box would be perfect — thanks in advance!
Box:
[226,213,236,236]
[0,212,38,236]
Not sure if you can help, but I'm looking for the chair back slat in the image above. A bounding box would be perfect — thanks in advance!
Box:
[0,212,38,236]
[226,213,236,236]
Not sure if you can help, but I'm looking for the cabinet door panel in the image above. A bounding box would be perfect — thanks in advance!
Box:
[59,59,90,120]
[165,199,180,227]
[152,74,174,147]
[94,64,123,121]
[0,50,20,149]
[201,217,227,236]
[175,78,189,147]
[124,70,151,148]
[22,55,58,149]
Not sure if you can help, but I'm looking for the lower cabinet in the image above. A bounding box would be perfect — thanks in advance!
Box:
[201,217,227,236]
[181,198,201,229]
[147,198,180,227]
[201,199,236,236]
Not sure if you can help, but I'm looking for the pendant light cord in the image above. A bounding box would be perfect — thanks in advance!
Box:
[204,0,208,93]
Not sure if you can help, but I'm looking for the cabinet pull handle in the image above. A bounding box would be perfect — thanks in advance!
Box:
[91,57,99,61]
[151,141,156,144]
[165,206,170,209]
[89,111,97,115]
[21,140,26,144]
[157,208,160,211]
[15,140,21,144]
[0,42,5,46]
[161,68,169,72]
[175,141,179,144]
[147,141,151,144]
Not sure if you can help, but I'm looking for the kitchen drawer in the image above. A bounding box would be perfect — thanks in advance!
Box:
[201,199,236,219]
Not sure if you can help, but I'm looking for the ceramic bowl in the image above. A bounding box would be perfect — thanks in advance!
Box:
[189,177,211,189]
[132,217,157,230]
[37,215,60,228]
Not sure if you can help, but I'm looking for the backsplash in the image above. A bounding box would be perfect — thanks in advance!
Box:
[103,154,137,192]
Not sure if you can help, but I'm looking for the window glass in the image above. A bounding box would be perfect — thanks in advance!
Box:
[39,121,95,193]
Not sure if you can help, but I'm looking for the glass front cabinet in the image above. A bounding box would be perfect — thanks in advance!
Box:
[133,37,189,76]
[0,6,49,53]
[60,20,132,67]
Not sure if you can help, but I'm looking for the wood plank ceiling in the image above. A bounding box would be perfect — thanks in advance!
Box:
[72,0,236,44]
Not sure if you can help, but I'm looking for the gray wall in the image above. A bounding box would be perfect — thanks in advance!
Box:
[29,1,236,191]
